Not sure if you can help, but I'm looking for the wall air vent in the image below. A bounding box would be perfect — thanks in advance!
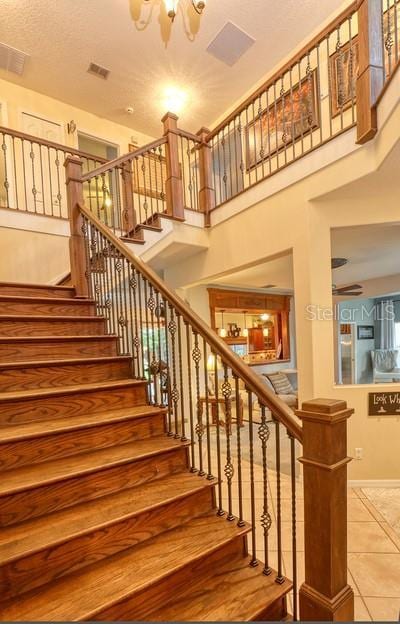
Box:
[0,42,29,76]
[207,22,255,66]
[87,62,110,80]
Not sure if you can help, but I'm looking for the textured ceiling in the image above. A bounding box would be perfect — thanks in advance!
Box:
[1,0,350,136]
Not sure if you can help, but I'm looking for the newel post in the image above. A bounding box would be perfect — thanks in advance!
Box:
[297,399,354,621]
[162,112,184,220]
[356,0,384,144]
[196,127,215,227]
[121,160,136,235]
[64,156,89,298]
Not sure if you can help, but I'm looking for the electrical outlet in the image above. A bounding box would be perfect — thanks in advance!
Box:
[355,447,363,460]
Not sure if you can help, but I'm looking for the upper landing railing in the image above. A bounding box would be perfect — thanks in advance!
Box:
[0,0,398,230]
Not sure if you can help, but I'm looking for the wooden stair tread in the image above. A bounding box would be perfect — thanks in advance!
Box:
[0,354,132,371]
[0,378,144,404]
[0,513,250,621]
[0,405,165,443]
[0,282,75,292]
[146,555,292,622]
[0,436,188,496]
[0,473,216,564]
[0,335,117,344]
[0,295,95,305]
[0,314,104,321]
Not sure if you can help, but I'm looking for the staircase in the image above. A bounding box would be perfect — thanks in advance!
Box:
[0,281,292,621]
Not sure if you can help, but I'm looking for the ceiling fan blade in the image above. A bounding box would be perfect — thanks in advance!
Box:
[335,284,363,293]
[333,290,363,296]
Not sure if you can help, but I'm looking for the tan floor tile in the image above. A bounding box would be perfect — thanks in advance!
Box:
[348,553,400,597]
[354,487,368,499]
[348,498,376,522]
[380,521,400,551]
[348,568,360,596]
[354,597,372,621]
[348,522,399,553]
[362,498,387,523]
[348,487,360,498]
[364,597,400,621]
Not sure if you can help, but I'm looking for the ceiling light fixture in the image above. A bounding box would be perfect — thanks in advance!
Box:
[162,86,188,114]
[219,310,227,338]
[137,0,205,37]
[242,311,248,338]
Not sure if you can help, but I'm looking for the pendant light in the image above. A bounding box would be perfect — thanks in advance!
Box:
[219,310,227,338]
[242,311,248,338]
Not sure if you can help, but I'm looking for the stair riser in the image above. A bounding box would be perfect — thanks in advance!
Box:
[0,447,188,527]
[0,359,132,392]
[93,535,247,621]
[0,338,118,363]
[0,487,214,601]
[0,384,147,426]
[0,413,166,471]
[0,318,105,337]
[0,301,95,316]
[0,285,75,298]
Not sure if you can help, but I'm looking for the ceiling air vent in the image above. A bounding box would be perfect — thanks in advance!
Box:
[87,62,110,80]
[207,22,255,66]
[0,42,29,76]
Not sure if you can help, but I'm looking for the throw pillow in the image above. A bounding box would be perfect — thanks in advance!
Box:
[264,372,294,395]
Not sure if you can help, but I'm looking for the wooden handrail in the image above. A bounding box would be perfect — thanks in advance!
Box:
[78,200,303,442]
[81,137,168,182]
[0,125,108,164]
[206,1,358,140]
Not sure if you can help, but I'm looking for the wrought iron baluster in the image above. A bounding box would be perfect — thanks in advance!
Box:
[385,0,394,75]
[54,150,62,216]
[336,27,345,130]
[203,339,213,479]
[265,87,273,174]
[163,299,173,434]
[288,67,296,161]
[316,43,324,142]
[158,144,166,212]
[12,136,19,210]
[306,52,315,146]
[168,305,179,437]
[147,284,158,405]
[176,312,186,440]
[38,145,46,215]
[29,141,38,214]
[141,155,149,225]
[290,433,298,620]
[222,364,234,521]
[259,406,272,575]
[185,322,196,470]
[214,354,224,515]
[348,17,356,126]
[143,278,153,401]
[275,418,284,584]
[234,375,244,527]
[280,77,288,165]
[192,332,205,475]
[326,34,334,136]
[155,291,163,403]
[1,134,10,209]
[128,267,140,378]
[247,390,258,566]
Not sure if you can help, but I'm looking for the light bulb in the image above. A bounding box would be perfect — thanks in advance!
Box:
[263,328,269,337]
[162,85,188,114]
[164,0,178,19]
[219,328,227,338]
[242,328,248,338]
[261,313,269,321]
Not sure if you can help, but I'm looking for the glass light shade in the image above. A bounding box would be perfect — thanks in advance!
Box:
[207,353,216,371]
[164,0,178,17]
[263,328,269,337]
[242,328,248,338]
[261,313,269,321]
[219,327,227,338]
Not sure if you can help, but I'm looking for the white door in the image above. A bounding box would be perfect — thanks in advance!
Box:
[20,113,65,216]
[339,323,356,384]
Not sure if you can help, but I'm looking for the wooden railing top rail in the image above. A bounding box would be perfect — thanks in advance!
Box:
[206,0,358,140]
[0,125,108,164]
[78,200,303,442]
[80,137,167,182]
[173,127,202,143]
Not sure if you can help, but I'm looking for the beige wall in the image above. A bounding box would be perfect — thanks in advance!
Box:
[0,227,69,284]
[0,77,155,153]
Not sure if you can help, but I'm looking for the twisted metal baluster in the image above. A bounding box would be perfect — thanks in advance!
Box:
[143,278,153,402]
[385,0,394,75]
[248,390,258,567]
[1,135,10,209]
[192,332,205,475]
[306,53,314,146]
[336,27,345,130]
[203,338,213,479]
[280,78,288,165]
[168,305,180,437]
[222,364,234,521]
[147,285,158,405]
[234,375,245,527]
[155,291,163,404]
[185,322,196,470]
[214,355,224,515]
[275,418,285,584]
[290,433,298,620]
[176,313,186,441]
[259,406,272,575]
[29,142,38,214]
[163,298,173,434]
[54,151,62,216]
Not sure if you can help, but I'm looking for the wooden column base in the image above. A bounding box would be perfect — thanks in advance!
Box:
[300,583,354,621]
[69,236,89,298]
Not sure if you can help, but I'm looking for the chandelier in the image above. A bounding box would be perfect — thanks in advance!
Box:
[163,0,205,21]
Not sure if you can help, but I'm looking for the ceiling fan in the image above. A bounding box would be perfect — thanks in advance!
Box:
[331,258,363,297]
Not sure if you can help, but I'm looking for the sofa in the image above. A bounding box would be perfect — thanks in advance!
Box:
[371,349,400,383]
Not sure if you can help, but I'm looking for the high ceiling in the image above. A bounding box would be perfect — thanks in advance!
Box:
[211,253,294,292]
[0,0,350,136]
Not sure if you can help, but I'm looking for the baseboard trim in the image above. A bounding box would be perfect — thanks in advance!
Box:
[349,479,400,488]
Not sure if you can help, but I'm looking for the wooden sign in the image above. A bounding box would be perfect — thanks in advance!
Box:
[368,391,400,416]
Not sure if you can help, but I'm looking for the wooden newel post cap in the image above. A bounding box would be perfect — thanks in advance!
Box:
[63,155,83,169]
[196,127,211,141]
[161,112,179,133]
[296,398,354,423]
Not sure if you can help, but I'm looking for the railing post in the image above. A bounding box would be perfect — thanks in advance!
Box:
[121,160,136,235]
[64,156,89,298]
[196,127,215,227]
[356,0,384,144]
[162,112,184,220]
[297,399,354,621]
